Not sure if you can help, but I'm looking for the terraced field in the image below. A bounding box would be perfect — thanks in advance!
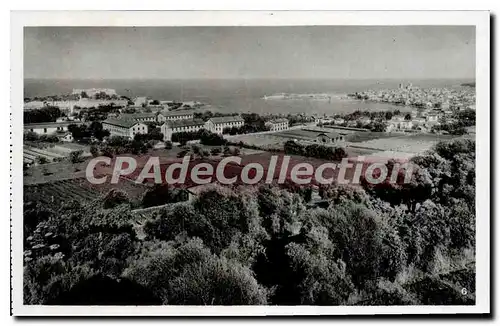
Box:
[23,143,90,165]
[24,178,100,206]
[23,145,66,164]
[24,177,150,208]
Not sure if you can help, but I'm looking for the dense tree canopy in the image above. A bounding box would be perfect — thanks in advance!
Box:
[24,138,476,306]
[24,106,62,124]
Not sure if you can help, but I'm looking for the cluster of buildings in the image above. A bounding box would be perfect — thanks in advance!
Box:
[24,121,85,142]
[325,105,458,133]
[25,104,293,145]
[384,107,455,132]
[306,127,345,144]
[265,118,289,131]
[24,98,128,114]
[351,84,476,111]
[24,88,296,145]
[102,109,248,142]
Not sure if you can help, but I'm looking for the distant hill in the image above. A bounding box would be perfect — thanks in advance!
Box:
[461,82,475,88]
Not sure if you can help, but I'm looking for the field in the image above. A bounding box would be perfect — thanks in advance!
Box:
[227,133,287,148]
[349,134,458,154]
[228,128,348,149]
[344,132,401,143]
[273,129,324,140]
[24,176,150,208]
[24,142,91,165]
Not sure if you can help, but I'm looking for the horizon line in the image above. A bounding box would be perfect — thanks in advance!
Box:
[24,77,476,81]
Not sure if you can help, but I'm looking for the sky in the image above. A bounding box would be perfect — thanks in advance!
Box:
[24,26,476,80]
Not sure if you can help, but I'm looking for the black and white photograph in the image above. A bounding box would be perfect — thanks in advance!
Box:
[10,11,490,316]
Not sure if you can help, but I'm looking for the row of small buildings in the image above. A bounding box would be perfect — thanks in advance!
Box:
[101,110,290,142]
[101,114,246,141]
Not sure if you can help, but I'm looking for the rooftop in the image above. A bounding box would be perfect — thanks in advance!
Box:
[164,119,206,128]
[119,112,157,120]
[267,118,289,124]
[160,109,196,117]
[102,118,141,129]
[209,116,245,124]
[24,121,84,129]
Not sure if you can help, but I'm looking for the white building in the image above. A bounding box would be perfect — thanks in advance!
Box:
[333,118,345,125]
[265,118,289,132]
[119,112,157,123]
[205,116,245,134]
[315,117,334,125]
[24,122,84,135]
[386,116,413,132]
[157,109,196,122]
[59,132,74,142]
[102,118,148,139]
[426,113,440,123]
[315,131,344,144]
[161,119,206,141]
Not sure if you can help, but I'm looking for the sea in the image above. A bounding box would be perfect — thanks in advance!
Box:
[24,78,474,115]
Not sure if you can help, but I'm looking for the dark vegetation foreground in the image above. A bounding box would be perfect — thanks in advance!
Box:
[23,139,476,306]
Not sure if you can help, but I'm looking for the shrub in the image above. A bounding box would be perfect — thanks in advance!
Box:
[102,189,130,209]
[141,185,188,208]
[124,238,268,305]
[36,156,48,165]
[24,131,39,141]
[90,145,99,157]
[69,150,84,164]
[210,147,221,156]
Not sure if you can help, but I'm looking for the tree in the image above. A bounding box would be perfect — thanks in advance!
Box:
[141,185,187,208]
[69,150,83,164]
[210,147,221,156]
[316,202,406,287]
[369,121,387,132]
[168,256,268,305]
[24,106,62,124]
[90,145,99,157]
[24,131,39,141]
[88,121,109,141]
[101,147,114,158]
[23,202,139,304]
[284,228,355,305]
[124,238,268,305]
[190,186,260,253]
[36,156,48,165]
[319,184,369,204]
[102,189,130,209]
[232,147,241,156]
